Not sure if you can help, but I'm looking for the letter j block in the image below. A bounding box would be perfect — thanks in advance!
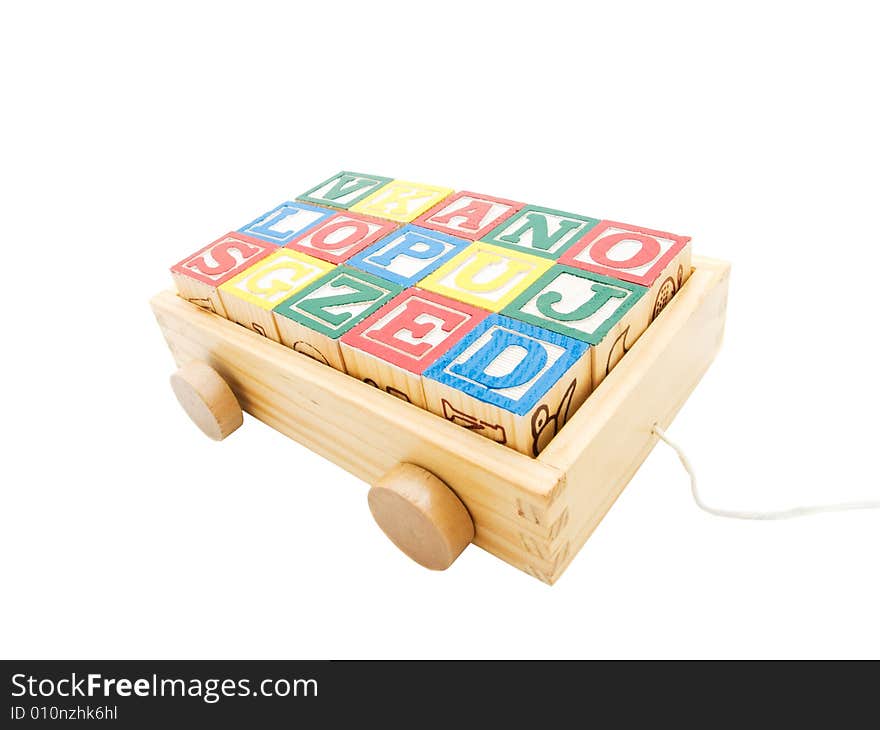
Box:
[423,315,592,456]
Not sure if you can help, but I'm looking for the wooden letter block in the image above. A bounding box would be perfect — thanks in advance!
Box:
[419,242,553,312]
[423,314,591,456]
[412,190,524,241]
[170,232,275,316]
[239,201,334,246]
[346,225,470,287]
[503,264,648,388]
[481,204,599,260]
[297,171,392,210]
[218,249,334,340]
[339,289,488,407]
[350,179,453,222]
[559,220,692,323]
[272,266,402,371]
[285,211,398,265]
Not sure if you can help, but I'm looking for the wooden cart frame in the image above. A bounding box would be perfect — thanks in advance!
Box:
[152,256,730,583]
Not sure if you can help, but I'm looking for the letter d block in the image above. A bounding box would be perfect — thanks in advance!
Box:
[218,250,334,340]
[423,315,591,456]
[339,289,488,407]
[503,265,648,388]
[170,232,275,316]
[272,267,402,371]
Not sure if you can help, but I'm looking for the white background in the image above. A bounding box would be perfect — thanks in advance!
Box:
[1,1,877,659]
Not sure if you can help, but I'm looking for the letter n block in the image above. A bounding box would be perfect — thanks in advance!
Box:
[559,220,692,323]
[297,171,393,210]
[239,201,335,245]
[503,265,648,388]
[285,211,398,265]
[423,315,591,456]
[170,232,274,316]
[481,205,599,260]
[272,267,402,371]
[419,242,553,312]
[412,190,524,240]
[218,250,334,340]
[350,179,453,222]
[339,289,488,407]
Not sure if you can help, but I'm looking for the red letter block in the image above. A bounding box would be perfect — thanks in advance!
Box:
[285,211,398,265]
[413,190,524,241]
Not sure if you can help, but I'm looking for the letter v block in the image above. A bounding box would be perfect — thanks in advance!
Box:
[351,179,453,222]
[503,265,648,388]
[285,211,398,265]
[481,204,599,260]
[272,266,402,371]
[297,171,393,210]
[339,289,488,408]
[218,249,334,340]
[423,315,591,456]
[171,232,275,316]
[412,190,524,241]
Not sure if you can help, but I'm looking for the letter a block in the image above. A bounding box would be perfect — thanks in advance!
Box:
[481,205,599,260]
[285,211,398,265]
[419,242,553,312]
[412,190,524,241]
[171,232,275,316]
[351,179,453,222]
[504,265,648,388]
[272,267,402,371]
[423,315,591,456]
[339,289,488,407]
[346,225,470,287]
[559,220,692,324]
[218,250,334,340]
[239,201,334,246]
[298,171,393,210]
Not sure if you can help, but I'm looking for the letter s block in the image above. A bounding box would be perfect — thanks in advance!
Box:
[171,232,275,316]
[423,315,591,456]
[339,289,488,407]
[218,250,334,340]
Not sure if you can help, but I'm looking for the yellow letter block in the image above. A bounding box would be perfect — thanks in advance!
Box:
[218,249,334,340]
[351,179,453,223]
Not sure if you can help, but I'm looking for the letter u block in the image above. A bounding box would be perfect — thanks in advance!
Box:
[272,267,402,371]
[423,315,592,456]
[218,249,334,340]
[339,289,489,407]
[171,232,275,316]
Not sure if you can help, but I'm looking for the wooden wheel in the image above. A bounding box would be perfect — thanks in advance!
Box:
[170,361,243,441]
[368,463,474,570]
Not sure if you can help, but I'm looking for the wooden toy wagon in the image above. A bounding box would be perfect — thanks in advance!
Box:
[152,172,730,583]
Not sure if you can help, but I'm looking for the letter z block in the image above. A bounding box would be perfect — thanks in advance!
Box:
[297,171,393,210]
[559,220,692,324]
[481,204,599,260]
[412,190,524,240]
[239,201,334,245]
[419,242,553,312]
[285,211,398,265]
[423,315,591,456]
[339,289,488,407]
[272,266,402,371]
[503,265,647,388]
[218,249,334,340]
[351,179,453,222]
[170,232,275,316]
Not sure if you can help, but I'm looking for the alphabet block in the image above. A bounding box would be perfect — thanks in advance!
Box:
[297,171,393,210]
[272,266,402,371]
[503,265,648,388]
[346,225,470,287]
[285,211,398,265]
[339,289,489,407]
[239,201,334,246]
[422,315,591,456]
[412,190,524,241]
[218,249,334,340]
[481,204,599,260]
[170,232,275,316]
[350,179,453,222]
[418,242,553,312]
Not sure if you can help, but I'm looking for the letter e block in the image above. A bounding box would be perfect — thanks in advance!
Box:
[350,179,453,222]
[419,242,553,312]
[239,201,334,245]
[339,289,488,407]
[481,205,599,260]
[171,232,275,316]
[285,211,398,265]
[423,315,591,456]
[504,265,648,388]
[272,267,402,371]
[559,220,692,323]
[412,190,524,241]
[218,250,334,340]
[298,171,393,210]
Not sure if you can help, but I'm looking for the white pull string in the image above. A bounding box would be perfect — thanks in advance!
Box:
[651,424,880,520]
